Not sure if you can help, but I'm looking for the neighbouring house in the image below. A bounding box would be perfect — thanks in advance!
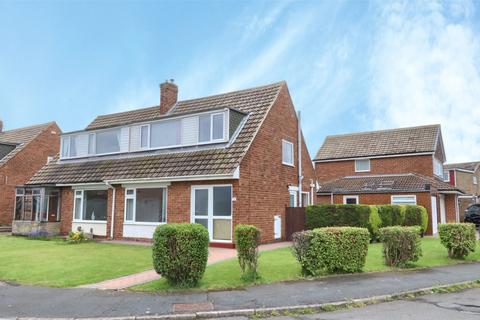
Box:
[0,121,61,233]
[314,124,464,235]
[444,161,480,221]
[26,81,316,245]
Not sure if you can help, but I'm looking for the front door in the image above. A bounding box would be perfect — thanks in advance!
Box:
[191,185,232,242]
[431,196,438,234]
[439,195,446,224]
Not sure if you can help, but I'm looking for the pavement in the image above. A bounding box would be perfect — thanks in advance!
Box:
[262,287,480,320]
[1,262,480,318]
[79,242,291,290]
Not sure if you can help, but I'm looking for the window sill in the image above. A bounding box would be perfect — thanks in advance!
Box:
[72,220,107,224]
[123,222,166,226]
[282,162,295,167]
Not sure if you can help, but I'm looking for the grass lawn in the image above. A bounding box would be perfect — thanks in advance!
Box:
[0,235,153,287]
[134,237,480,292]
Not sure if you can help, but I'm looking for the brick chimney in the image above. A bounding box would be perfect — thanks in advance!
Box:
[159,79,178,114]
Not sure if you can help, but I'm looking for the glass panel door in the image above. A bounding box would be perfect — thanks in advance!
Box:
[192,186,232,242]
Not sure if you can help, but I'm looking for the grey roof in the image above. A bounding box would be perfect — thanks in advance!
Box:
[444,161,480,172]
[314,125,441,161]
[0,122,56,167]
[28,82,284,185]
[317,173,463,194]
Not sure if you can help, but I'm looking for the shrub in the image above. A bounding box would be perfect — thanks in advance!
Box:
[306,205,381,239]
[438,223,477,259]
[27,230,52,240]
[152,223,209,287]
[66,230,88,244]
[291,230,315,276]
[293,227,370,275]
[377,205,405,227]
[379,226,422,267]
[235,225,261,280]
[403,205,428,235]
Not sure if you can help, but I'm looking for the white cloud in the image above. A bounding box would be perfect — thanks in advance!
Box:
[369,0,480,162]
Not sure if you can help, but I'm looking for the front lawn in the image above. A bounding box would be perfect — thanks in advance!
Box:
[0,235,153,287]
[135,237,480,292]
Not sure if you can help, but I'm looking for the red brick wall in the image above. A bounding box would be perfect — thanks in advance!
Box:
[0,123,60,225]
[444,194,457,222]
[315,154,434,184]
[59,188,73,235]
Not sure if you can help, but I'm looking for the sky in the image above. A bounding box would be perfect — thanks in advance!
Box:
[0,0,479,163]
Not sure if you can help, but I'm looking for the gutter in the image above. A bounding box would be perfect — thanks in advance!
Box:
[297,111,302,206]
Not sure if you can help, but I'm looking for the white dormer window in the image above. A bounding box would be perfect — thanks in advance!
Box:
[88,133,95,155]
[355,159,370,172]
[140,125,149,148]
[151,119,181,147]
[474,176,478,185]
[199,112,225,143]
[282,140,294,166]
[61,136,70,158]
[95,129,121,154]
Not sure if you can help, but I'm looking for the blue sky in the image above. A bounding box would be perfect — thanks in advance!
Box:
[1,0,479,162]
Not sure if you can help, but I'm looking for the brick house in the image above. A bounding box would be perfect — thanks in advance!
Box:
[0,121,61,228]
[314,125,463,235]
[26,81,316,245]
[444,161,480,220]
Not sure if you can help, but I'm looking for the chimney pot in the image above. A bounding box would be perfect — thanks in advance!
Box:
[159,80,178,114]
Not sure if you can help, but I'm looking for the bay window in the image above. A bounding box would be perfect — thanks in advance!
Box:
[124,188,167,224]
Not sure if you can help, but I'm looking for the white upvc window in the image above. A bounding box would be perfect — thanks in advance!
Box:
[198,112,225,143]
[301,191,311,207]
[433,157,444,177]
[391,195,417,205]
[95,128,121,154]
[88,133,95,155]
[343,195,359,204]
[282,139,294,166]
[443,170,450,182]
[73,189,108,222]
[124,187,167,224]
[355,159,370,172]
[61,136,70,158]
[140,124,150,149]
[474,176,478,185]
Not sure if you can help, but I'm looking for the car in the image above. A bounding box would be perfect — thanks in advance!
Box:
[464,204,480,228]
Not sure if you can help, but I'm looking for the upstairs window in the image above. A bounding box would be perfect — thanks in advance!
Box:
[61,135,80,158]
[95,129,121,154]
[443,171,450,182]
[199,113,225,143]
[151,119,181,147]
[355,159,370,172]
[61,137,70,158]
[140,125,149,148]
[474,176,478,185]
[433,158,444,177]
[282,140,294,166]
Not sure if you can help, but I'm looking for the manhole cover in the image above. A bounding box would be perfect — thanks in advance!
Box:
[172,301,214,313]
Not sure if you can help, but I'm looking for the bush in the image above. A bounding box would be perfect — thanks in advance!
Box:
[235,225,261,280]
[306,205,381,239]
[377,205,405,227]
[152,223,209,287]
[438,223,477,259]
[403,205,428,235]
[379,226,422,267]
[293,227,370,275]
[66,230,88,244]
[291,230,315,276]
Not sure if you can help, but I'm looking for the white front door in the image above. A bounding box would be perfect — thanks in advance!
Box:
[431,196,438,234]
[439,195,446,224]
[191,185,232,242]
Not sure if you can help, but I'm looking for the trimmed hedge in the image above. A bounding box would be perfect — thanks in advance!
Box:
[403,205,428,235]
[235,224,261,280]
[379,226,422,267]
[306,205,381,239]
[293,227,370,275]
[377,205,405,227]
[438,223,477,259]
[152,223,209,287]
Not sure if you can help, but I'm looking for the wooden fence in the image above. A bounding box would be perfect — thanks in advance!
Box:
[285,207,306,241]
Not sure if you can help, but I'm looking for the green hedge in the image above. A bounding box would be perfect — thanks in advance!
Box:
[377,205,405,227]
[293,227,370,275]
[438,223,477,259]
[152,223,209,287]
[235,224,261,280]
[306,205,381,239]
[403,205,428,235]
[379,226,422,267]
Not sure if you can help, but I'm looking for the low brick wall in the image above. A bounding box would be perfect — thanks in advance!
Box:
[12,221,61,236]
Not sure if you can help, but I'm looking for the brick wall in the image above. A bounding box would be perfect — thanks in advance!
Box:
[315,154,435,184]
[59,188,73,234]
[0,123,60,225]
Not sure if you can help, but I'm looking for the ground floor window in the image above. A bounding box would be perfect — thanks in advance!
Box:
[191,185,232,242]
[301,192,310,207]
[14,187,60,222]
[343,195,359,204]
[124,188,166,223]
[74,190,108,221]
[391,195,417,205]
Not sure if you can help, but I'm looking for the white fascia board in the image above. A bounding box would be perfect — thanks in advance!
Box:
[314,152,434,163]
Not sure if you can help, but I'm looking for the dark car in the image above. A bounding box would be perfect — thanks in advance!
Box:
[464,204,480,228]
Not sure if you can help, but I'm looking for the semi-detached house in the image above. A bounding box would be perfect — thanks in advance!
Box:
[314,125,464,235]
[23,81,316,245]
